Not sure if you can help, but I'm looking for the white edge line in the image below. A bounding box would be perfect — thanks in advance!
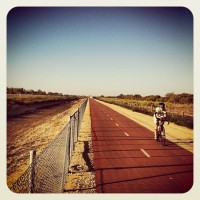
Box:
[141,149,151,158]
[115,123,119,126]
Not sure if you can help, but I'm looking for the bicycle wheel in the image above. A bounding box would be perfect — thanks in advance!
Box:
[156,131,160,141]
[161,135,166,146]
[161,128,166,146]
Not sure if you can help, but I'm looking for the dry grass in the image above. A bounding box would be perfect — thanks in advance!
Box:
[7,94,78,106]
[99,97,193,116]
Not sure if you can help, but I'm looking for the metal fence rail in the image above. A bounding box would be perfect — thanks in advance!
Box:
[11,98,88,193]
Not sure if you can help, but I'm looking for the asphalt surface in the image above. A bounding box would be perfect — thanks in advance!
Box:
[89,98,193,193]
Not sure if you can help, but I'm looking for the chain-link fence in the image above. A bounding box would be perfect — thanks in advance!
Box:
[11,98,88,193]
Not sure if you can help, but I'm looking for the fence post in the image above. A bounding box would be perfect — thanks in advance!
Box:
[77,107,80,132]
[29,149,36,193]
[69,115,73,159]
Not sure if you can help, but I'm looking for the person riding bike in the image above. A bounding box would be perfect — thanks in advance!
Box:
[153,103,167,140]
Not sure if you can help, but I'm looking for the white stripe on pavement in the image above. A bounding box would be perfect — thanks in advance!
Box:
[124,132,129,136]
[115,123,119,127]
[141,149,150,158]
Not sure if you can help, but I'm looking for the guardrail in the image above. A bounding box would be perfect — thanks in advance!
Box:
[11,98,88,193]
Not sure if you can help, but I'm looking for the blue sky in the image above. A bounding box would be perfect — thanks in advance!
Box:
[7,7,193,96]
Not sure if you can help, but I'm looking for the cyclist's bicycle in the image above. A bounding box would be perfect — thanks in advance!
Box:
[156,116,169,146]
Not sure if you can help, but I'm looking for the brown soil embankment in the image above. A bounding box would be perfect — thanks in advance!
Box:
[7,99,85,189]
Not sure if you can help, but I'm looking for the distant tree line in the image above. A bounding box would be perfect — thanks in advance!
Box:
[7,87,67,96]
[115,92,193,104]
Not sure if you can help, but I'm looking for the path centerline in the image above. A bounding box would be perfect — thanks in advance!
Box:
[124,132,129,136]
[141,149,151,158]
[90,98,193,193]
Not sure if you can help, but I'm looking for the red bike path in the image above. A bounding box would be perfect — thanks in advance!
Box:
[89,98,193,193]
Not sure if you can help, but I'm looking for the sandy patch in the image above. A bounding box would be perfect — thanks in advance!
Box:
[64,101,96,193]
[7,99,85,189]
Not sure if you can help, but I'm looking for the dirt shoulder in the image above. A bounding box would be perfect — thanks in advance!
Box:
[96,99,193,153]
[7,99,85,188]
[64,101,96,193]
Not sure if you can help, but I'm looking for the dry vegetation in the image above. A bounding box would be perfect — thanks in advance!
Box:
[7,94,79,108]
[97,97,193,116]
[97,97,193,129]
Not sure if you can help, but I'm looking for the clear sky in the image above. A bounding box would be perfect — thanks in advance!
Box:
[7,7,193,96]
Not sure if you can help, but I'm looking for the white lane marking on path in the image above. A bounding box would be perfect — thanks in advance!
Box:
[110,118,113,120]
[141,149,151,158]
[115,123,119,127]
[107,114,109,116]
[124,132,129,136]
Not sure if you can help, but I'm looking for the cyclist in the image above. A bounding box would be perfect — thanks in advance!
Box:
[153,103,167,139]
